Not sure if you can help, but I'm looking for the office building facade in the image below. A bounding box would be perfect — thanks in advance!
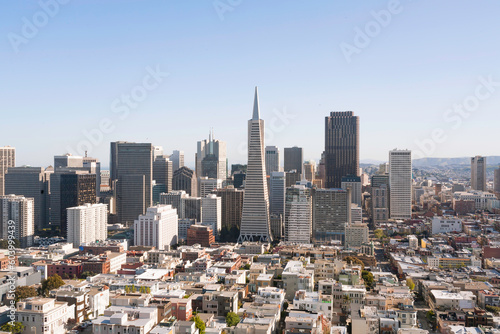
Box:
[389,149,412,220]
[238,87,273,242]
[324,111,359,188]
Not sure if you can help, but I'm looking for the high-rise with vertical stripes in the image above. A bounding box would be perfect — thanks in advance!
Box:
[238,87,272,242]
[324,112,359,188]
[389,149,412,220]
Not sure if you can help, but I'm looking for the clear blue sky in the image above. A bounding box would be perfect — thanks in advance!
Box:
[1,0,500,169]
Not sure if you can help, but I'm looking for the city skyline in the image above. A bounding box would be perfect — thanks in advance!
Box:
[3,1,500,168]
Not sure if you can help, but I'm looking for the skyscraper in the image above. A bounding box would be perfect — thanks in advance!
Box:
[170,150,184,172]
[111,142,154,225]
[5,166,50,230]
[0,147,15,196]
[60,173,97,236]
[67,203,107,248]
[173,166,197,197]
[0,194,34,248]
[213,187,244,230]
[134,205,178,250]
[265,146,280,176]
[153,155,173,193]
[196,130,227,180]
[324,112,359,188]
[201,194,222,238]
[269,171,285,216]
[341,175,362,207]
[389,149,412,220]
[238,87,272,242]
[312,188,351,243]
[471,156,487,191]
[198,177,222,198]
[303,161,316,182]
[494,166,500,193]
[284,185,312,244]
[284,147,303,174]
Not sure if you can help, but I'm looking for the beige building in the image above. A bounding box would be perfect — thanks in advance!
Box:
[345,223,369,249]
[0,146,15,196]
[15,298,73,334]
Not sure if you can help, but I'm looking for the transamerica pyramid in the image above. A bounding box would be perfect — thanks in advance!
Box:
[238,87,273,243]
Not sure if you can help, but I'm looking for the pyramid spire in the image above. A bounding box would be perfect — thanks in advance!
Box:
[252,86,260,120]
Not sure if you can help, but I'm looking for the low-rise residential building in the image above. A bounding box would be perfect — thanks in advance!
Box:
[15,298,74,334]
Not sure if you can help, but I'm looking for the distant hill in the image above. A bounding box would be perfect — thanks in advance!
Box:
[412,156,500,167]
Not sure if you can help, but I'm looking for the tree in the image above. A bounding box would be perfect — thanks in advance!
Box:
[40,274,65,296]
[344,256,365,269]
[15,286,37,302]
[241,264,251,270]
[0,239,20,249]
[426,310,436,322]
[80,271,95,279]
[406,278,415,291]
[486,305,500,315]
[226,312,240,327]
[374,229,386,240]
[361,270,374,289]
[145,287,151,294]
[125,286,131,294]
[193,315,206,334]
[1,322,25,333]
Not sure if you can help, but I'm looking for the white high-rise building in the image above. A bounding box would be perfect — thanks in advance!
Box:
[285,185,312,244]
[134,205,178,250]
[238,87,273,242]
[265,146,280,176]
[0,146,15,196]
[471,156,487,191]
[198,177,223,198]
[201,194,222,237]
[171,150,184,172]
[270,171,286,216]
[389,149,412,220]
[67,203,108,248]
[0,194,34,248]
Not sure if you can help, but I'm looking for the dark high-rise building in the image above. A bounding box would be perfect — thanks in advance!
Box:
[284,147,303,174]
[312,188,351,243]
[213,187,244,230]
[173,166,197,197]
[153,155,173,193]
[60,172,97,237]
[494,166,500,193]
[111,142,153,225]
[231,164,247,175]
[233,172,246,189]
[201,154,219,179]
[285,170,301,188]
[5,166,50,230]
[325,111,359,188]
